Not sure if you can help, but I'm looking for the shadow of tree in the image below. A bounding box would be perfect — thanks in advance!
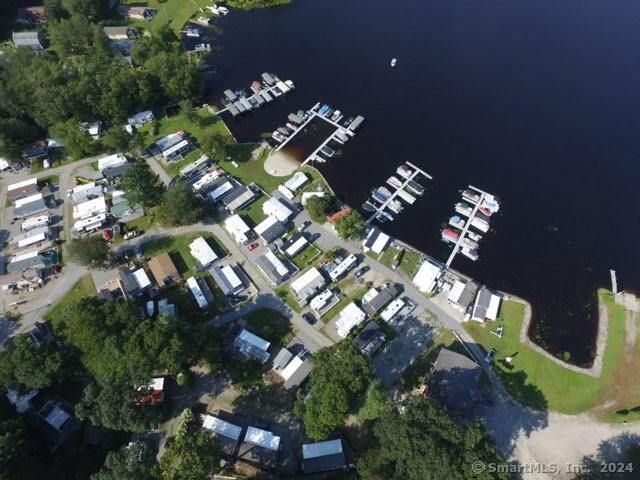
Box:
[578,432,640,479]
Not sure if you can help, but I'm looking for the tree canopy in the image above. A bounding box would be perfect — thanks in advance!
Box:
[4,335,64,390]
[295,342,370,440]
[334,210,365,240]
[119,161,165,208]
[357,378,389,421]
[90,441,157,480]
[160,180,205,226]
[68,235,110,268]
[357,397,509,480]
[201,132,232,163]
[305,194,336,223]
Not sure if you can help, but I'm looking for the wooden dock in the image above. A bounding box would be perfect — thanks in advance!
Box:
[444,185,489,268]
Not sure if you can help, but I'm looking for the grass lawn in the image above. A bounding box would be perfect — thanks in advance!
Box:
[379,246,402,269]
[122,207,161,233]
[399,250,422,278]
[243,308,293,349]
[142,108,229,149]
[322,285,370,323]
[275,287,303,314]
[291,245,322,270]
[45,274,96,329]
[237,194,267,227]
[142,232,227,276]
[219,145,288,193]
[464,294,630,414]
[121,0,213,34]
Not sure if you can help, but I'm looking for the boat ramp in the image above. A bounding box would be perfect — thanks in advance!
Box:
[364,162,433,224]
[442,185,500,267]
[217,72,295,117]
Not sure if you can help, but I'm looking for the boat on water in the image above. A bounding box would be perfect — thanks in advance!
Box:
[461,246,479,261]
[330,110,342,122]
[386,176,403,188]
[406,179,424,195]
[286,122,299,131]
[271,131,286,143]
[320,146,335,157]
[461,237,479,250]
[250,80,262,93]
[371,191,387,204]
[470,216,490,233]
[285,79,295,89]
[362,201,376,212]
[377,211,394,222]
[277,127,290,136]
[449,215,465,229]
[387,199,403,214]
[185,27,201,37]
[441,228,460,243]
[462,188,481,204]
[455,201,473,217]
[342,116,354,127]
[480,194,500,214]
[391,58,397,67]
[377,186,393,198]
[467,231,483,242]
[397,164,412,178]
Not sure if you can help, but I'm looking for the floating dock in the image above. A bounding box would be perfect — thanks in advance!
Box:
[217,73,294,117]
[365,162,433,224]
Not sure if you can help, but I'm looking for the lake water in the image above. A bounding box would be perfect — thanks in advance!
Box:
[212,0,639,366]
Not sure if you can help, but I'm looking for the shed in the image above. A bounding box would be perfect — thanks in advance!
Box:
[12,31,46,51]
[302,439,347,475]
[147,252,180,287]
[189,236,218,269]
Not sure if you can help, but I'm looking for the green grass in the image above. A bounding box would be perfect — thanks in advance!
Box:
[219,145,288,193]
[379,246,402,269]
[39,174,60,185]
[166,148,206,176]
[226,0,291,11]
[322,286,370,323]
[122,207,161,233]
[121,0,214,34]
[464,294,629,414]
[243,308,294,349]
[275,288,303,314]
[45,274,96,329]
[142,232,226,276]
[399,250,422,278]
[291,245,322,270]
[237,194,267,227]
[142,108,228,150]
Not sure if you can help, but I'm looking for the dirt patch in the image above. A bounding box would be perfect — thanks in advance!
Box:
[263,150,299,177]
[625,311,638,347]
[594,347,640,417]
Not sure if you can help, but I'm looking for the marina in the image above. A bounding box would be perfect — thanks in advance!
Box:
[364,162,432,224]
[217,72,295,117]
[271,102,363,166]
[442,186,500,268]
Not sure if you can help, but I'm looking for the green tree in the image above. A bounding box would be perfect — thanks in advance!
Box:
[357,397,509,480]
[144,50,202,101]
[10,335,64,389]
[0,351,15,389]
[159,180,205,226]
[0,418,35,480]
[157,431,219,480]
[201,132,232,163]
[0,118,41,161]
[61,0,108,19]
[357,378,389,421]
[47,15,109,58]
[119,161,165,208]
[68,235,110,268]
[91,441,157,480]
[334,210,365,240]
[179,99,199,126]
[44,0,66,19]
[175,408,194,439]
[51,119,98,160]
[295,342,370,440]
[305,194,336,223]
[101,126,133,153]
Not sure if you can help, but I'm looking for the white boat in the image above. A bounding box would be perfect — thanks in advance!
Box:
[146,301,155,317]
[386,176,403,189]
[467,231,483,242]
[271,131,286,143]
[391,58,397,67]
[455,202,473,217]
[387,199,403,214]
[461,247,479,261]
[377,211,394,222]
[330,110,342,122]
[470,216,490,233]
[397,164,412,178]
[462,188,481,204]
[377,186,393,198]
[284,79,295,89]
[449,215,465,229]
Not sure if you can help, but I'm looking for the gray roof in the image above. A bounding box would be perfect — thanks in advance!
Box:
[472,287,492,320]
[363,285,398,316]
[208,265,239,297]
[284,359,312,390]
[13,198,48,219]
[354,321,386,357]
[12,31,45,49]
[302,452,347,475]
[102,162,131,179]
[428,348,481,416]
[456,280,481,312]
[256,221,285,243]
[222,185,255,212]
[7,251,56,273]
[255,255,287,285]
[272,348,293,372]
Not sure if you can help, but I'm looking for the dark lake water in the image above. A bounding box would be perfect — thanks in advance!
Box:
[208,0,640,367]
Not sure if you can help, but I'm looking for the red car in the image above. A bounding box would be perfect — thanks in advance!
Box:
[247,243,258,251]
[102,228,113,241]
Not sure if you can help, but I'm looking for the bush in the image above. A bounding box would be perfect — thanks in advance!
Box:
[176,371,193,388]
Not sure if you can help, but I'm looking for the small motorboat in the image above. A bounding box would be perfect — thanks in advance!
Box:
[391,58,397,67]
[362,201,376,212]
[386,176,403,189]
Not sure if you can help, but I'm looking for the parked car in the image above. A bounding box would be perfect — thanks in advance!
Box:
[484,348,497,364]
[102,228,112,241]
[247,242,258,251]
[302,312,316,325]
[298,220,311,232]
[354,266,369,279]
[123,229,141,240]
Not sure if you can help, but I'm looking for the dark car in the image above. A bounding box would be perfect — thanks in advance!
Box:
[302,312,316,325]
[484,348,497,364]
[354,266,370,278]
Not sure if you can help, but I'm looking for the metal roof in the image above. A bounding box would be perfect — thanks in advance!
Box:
[244,426,280,451]
[202,414,242,440]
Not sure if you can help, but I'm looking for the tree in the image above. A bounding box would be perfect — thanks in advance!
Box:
[68,235,110,268]
[0,118,41,161]
[144,50,202,101]
[10,335,64,389]
[175,408,194,439]
[179,99,199,126]
[51,119,98,160]
[0,418,32,479]
[305,194,336,223]
[44,0,66,20]
[61,0,108,19]
[334,210,365,240]
[357,378,389,421]
[47,15,109,58]
[157,431,220,480]
[91,441,157,480]
[101,126,133,153]
[357,397,509,480]
[160,180,205,226]
[295,342,370,440]
[201,132,232,163]
[119,161,165,208]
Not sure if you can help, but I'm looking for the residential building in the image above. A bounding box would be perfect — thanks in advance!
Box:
[412,258,443,293]
[103,26,138,40]
[73,196,107,220]
[27,397,80,451]
[97,153,127,172]
[255,251,290,286]
[283,171,308,193]
[157,299,178,320]
[471,287,502,322]
[201,413,243,456]
[309,289,340,317]
[135,377,165,405]
[12,31,46,51]
[280,232,308,257]
[262,196,293,223]
[254,216,286,243]
[132,268,152,291]
[238,426,281,469]
[362,284,398,317]
[427,348,482,417]
[335,302,367,338]
[222,185,256,212]
[290,267,325,304]
[272,348,311,390]
[127,110,154,128]
[13,193,48,219]
[7,250,55,273]
[329,254,358,282]
[147,252,180,287]
[224,214,251,244]
[207,179,234,202]
[189,236,219,269]
[380,298,406,323]
[447,279,480,314]
[209,265,244,297]
[187,276,214,310]
[7,178,38,201]
[362,227,392,254]
[180,154,210,178]
[234,329,270,364]
[302,439,347,475]
[354,321,386,357]
[68,182,103,203]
